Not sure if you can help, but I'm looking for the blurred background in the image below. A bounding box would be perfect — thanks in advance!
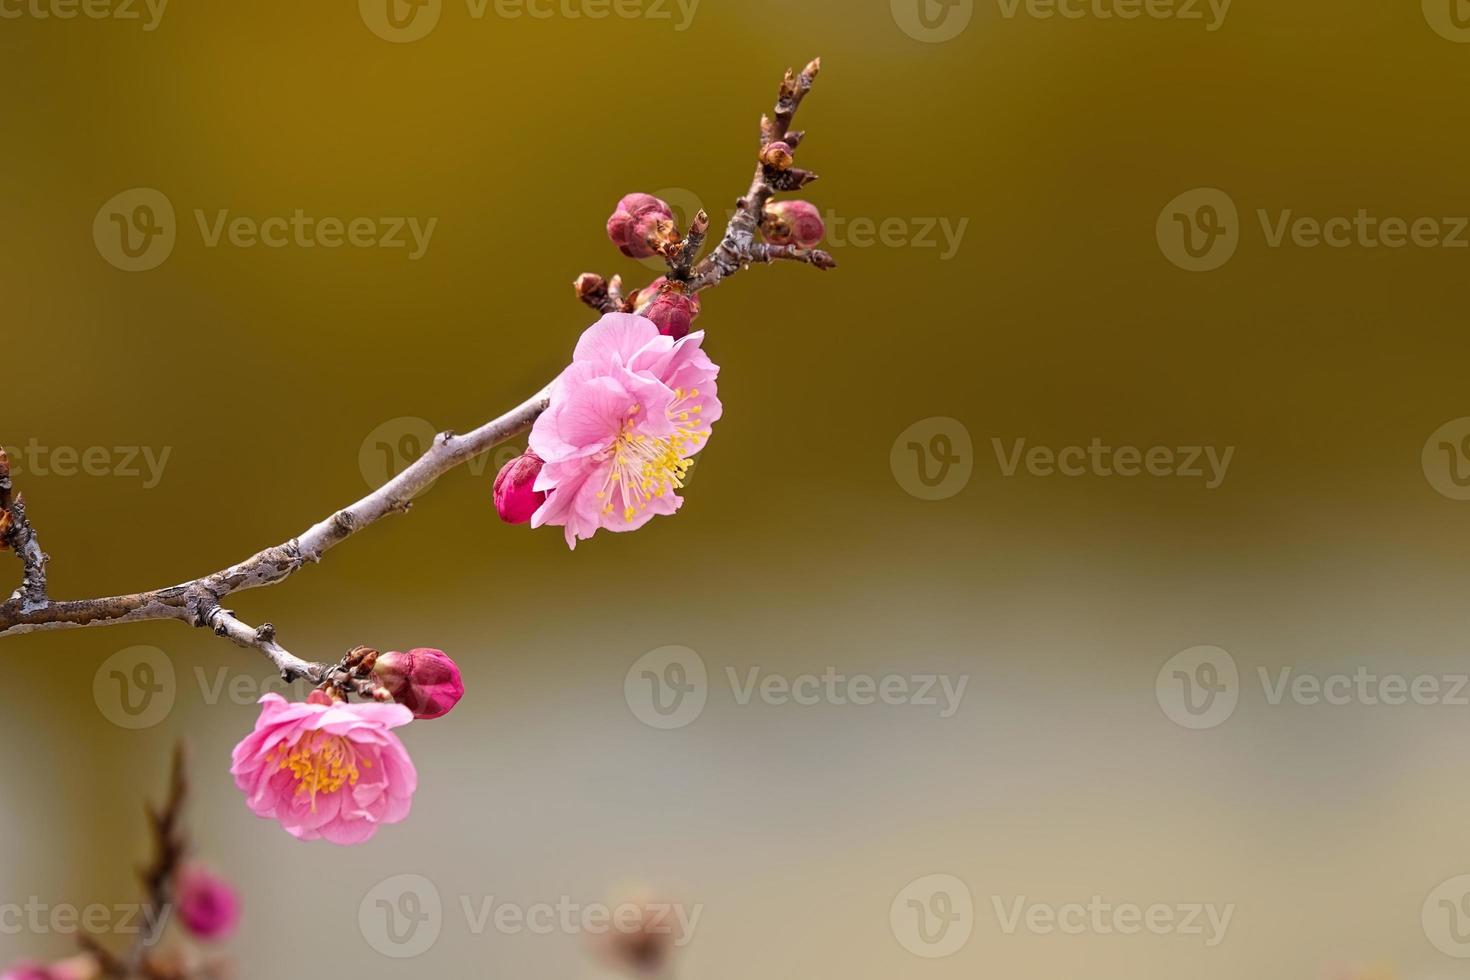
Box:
[4,0,1470,977]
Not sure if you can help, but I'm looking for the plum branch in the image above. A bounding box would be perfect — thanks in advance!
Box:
[0,58,836,689]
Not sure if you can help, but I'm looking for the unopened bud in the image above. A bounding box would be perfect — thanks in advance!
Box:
[372,648,465,720]
[760,141,794,171]
[606,193,678,259]
[633,278,702,340]
[761,200,825,249]
[494,451,548,525]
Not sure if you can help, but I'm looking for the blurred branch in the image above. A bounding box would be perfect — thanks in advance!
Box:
[81,743,189,980]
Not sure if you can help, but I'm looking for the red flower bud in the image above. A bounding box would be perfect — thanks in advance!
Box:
[761,200,825,249]
[372,648,465,720]
[606,193,678,259]
[494,451,547,525]
[175,863,241,942]
[633,278,702,339]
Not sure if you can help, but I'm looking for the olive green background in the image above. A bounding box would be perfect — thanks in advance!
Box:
[5,0,1470,977]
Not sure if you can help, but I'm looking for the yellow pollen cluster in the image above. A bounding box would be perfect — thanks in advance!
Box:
[268,730,367,811]
[597,389,710,521]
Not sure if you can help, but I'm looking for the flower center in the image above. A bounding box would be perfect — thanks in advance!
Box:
[597,389,708,521]
[269,730,368,811]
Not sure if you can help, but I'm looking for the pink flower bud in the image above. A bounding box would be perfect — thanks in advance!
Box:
[494,451,547,525]
[606,193,678,259]
[372,648,464,720]
[175,864,241,942]
[633,277,703,340]
[645,294,698,339]
[761,200,825,248]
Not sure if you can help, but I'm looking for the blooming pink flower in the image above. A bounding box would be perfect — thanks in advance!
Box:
[175,863,241,941]
[529,312,721,549]
[372,648,465,720]
[230,693,416,845]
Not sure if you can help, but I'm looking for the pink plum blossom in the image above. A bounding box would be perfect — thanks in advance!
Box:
[230,693,416,845]
[529,312,721,549]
